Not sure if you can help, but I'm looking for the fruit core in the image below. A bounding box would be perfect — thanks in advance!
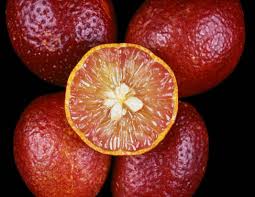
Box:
[104,83,143,121]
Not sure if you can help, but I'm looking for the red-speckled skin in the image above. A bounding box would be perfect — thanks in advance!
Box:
[14,92,111,197]
[126,0,245,97]
[112,102,208,197]
[6,0,116,86]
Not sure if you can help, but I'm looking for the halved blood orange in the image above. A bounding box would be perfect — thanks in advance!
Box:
[65,43,178,155]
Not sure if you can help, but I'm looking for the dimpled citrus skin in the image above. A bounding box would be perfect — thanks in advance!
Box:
[126,0,245,97]
[112,102,208,197]
[6,0,116,86]
[14,92,111,197]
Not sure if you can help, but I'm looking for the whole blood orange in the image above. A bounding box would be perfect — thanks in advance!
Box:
[14,92,111,197]
[65,43,178,155]
[126,0,245,97]
[6,0,116,86]
[112,102,209,197]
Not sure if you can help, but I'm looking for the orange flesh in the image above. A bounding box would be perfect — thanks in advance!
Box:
[66,43,178,155]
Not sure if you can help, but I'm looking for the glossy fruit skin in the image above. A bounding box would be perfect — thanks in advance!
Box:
[112,102,208,197]
[126,0,245,97]
[14,92,111,197]
[6,0,116,86]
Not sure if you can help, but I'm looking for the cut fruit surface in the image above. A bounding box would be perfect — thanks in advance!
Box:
[65,43,178,155]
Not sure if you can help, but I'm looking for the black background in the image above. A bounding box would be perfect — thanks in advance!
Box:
[0,0,254,196]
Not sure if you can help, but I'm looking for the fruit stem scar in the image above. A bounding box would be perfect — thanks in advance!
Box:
[104,83,144,121]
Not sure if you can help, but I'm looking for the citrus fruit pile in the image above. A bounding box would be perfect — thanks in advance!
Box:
[6,0,245,196]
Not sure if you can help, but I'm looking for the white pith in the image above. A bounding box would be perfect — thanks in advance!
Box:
[104,83,144,121]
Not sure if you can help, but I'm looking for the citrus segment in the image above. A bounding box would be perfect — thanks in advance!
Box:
[65,43,178,155]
